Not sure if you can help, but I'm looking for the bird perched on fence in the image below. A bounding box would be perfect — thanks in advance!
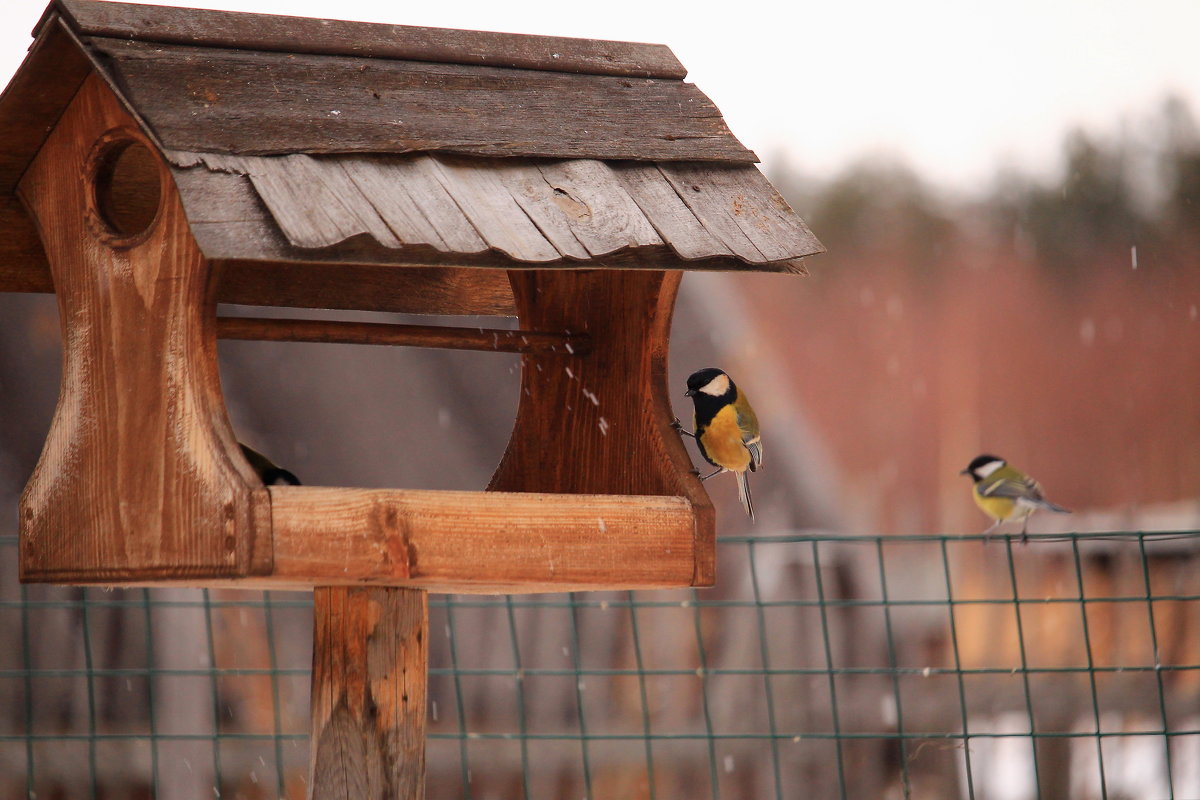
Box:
[677,367,761,521]
[239,443,301,486]
[960,454,1068,537]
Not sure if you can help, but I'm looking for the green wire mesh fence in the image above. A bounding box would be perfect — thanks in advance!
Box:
[3,529,1200,800]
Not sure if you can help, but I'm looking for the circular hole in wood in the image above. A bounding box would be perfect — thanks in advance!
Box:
[93,139,161,239]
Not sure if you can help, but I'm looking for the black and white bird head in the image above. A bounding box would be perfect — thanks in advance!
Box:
[961,454,1006,482]
[684,368,734,400]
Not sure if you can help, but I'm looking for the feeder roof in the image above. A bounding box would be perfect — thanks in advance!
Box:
[0,0,823,273]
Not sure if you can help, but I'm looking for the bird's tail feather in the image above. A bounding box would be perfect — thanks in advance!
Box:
[736,470,755,521]
[1040,500,1071,513]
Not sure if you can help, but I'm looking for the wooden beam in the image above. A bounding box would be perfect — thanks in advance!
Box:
[56,0,688,79]
[310,586,427,799]
[215,316,588,356]
[266,487,699,594]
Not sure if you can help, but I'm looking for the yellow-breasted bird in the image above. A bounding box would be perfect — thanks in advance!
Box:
[960,454,1068,536]
[680,367,761,521]
[239,443,301,486]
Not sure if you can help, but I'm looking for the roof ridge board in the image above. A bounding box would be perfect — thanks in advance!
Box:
[49,0,688,80]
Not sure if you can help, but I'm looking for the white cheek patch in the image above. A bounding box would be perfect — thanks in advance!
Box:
[699,374,730,396]
[975,460,1005,478]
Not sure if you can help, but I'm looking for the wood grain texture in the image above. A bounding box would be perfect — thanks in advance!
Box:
[490,270,716,586]
[0,196,53,292]
[612,162,733,260]
[214,261,516,316]
[0,17,92,190]
[55,0,687,79]
[215,317,588,356]
[174,153,818,270]
[86,37,753,163]
[16,74,271,582]
[0,18,91,285]
[310,586,426,800]
[658,163,825,263]
[270,487,698,593]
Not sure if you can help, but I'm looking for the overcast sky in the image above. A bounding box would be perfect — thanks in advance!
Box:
[2,0,1198,192]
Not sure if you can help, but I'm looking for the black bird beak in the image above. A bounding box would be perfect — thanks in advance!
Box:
[958,467,970,475]
[684,389,695,397]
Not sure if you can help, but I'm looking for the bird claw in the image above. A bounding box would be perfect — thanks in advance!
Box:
[671,417,696,439]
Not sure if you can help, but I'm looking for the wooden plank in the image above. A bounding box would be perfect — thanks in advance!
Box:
[492,162,590,259]
[56,0,687,79]
[0,196,53,293]
[0,17,92,191]
[535,160,665,256]
[427,158,562,262]
[612,162,733,260]
[237,154,395,249]
[215,317,587,356]
[17,74,271,583]
[310,586,426,799]
[489,270,716,586]
[657,163,825,262]
[269,487,699,593]
[336,157,457,251]
[214,262,517,316]
[86,38,754,163]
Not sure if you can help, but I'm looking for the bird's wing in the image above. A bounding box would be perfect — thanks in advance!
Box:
[735,402,762,470]
[980,475,1044,502]
[746,440,763,472]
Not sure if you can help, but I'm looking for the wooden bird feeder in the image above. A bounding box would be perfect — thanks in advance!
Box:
[0,1,822,795]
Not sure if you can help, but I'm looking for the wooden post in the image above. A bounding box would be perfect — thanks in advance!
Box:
[310,587,428,799]
[490,268,715,584]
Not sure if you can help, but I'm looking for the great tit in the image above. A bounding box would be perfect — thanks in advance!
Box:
[681,367,761,521]
[239,443,301,486]
[960,454,1068,536]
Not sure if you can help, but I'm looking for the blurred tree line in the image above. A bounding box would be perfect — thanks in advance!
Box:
[771,95,1200,278]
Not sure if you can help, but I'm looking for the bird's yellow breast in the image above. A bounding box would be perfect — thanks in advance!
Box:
[972,488,1016,521]
[698,405,752,472]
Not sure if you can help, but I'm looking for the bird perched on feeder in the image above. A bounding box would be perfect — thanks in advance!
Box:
[960,454,1069,537]
[678,367,761,521]
[239,443,301,486]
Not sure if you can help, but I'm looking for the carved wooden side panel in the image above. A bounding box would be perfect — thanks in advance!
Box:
[16,73,269,581]
[489,269,715,585]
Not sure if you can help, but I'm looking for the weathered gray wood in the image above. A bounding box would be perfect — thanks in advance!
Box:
[55,0,688,79]
[336,157,457,251]
[658,163,825,262]
[535,160,664,256]
[612,162,734,260]
[492,163,591,260]
[427,158,562,262]
[86,37,754,163]
[176,153,819,269]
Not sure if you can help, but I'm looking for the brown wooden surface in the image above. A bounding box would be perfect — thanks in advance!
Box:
[0,17,92,191]
[87,37,752,163]
[490,269,716,586]
[310,586,427,799]
[215,262,516,316]
[54,0,687,79]
[270,487,698,593]
[173,153,819,269]
[0,18,90,287]
[658,163,825,263]
[16,74,270,582]
[215,316,588,356]
[0,196,53,292]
